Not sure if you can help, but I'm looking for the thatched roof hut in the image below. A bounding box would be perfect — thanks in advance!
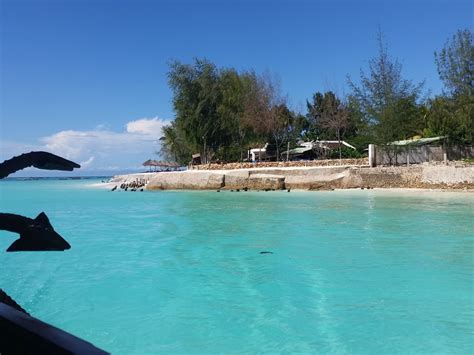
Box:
[142,160,180,171]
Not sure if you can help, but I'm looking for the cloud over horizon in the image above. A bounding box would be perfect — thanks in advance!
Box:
[126,117,166,136]
[1,117,171,175]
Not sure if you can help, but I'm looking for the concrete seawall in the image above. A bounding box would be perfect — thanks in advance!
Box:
[110,164,474,191]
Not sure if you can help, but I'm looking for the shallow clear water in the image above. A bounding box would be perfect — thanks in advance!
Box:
[0,179,473,354]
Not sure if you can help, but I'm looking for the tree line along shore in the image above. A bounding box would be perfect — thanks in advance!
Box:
[159,29,472,166]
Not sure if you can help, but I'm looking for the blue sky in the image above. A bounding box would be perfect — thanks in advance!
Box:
[1,0,472,175]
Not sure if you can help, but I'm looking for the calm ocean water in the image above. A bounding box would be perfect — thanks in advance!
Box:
[0,179,473,354]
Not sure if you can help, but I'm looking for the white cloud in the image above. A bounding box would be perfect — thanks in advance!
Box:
[1,117,171,174]
[126,117,167,136]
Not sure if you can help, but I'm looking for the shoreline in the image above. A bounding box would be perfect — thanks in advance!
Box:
[101,164,474,192]
[88,183,474,195]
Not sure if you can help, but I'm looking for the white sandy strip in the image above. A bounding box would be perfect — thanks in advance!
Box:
[86,181,473,198]
[87,182,117,189]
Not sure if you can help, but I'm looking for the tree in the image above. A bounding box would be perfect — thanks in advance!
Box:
[243,73,289,161]
[347,29,425,144]
[435,29,473,96]
[217,69,258,161]
[167,59,223,164]
[427,29,474,145]
[165,59,274,163]
[159,122,190,164]
[285,112,307,159]
[426,94,473,144]
[270,103,294,161]
[306,91,350,158]
[344,95,374,152]
[319,93,349,159]
[306,92,327,140]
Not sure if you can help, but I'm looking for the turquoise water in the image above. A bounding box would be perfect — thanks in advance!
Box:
[0,179,473,354]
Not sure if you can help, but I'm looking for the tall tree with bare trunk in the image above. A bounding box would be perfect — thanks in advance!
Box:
[319,93,350,159]
[243,73,289,160]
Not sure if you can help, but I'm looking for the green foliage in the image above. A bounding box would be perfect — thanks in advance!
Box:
[241,74,294,160]
[428,29,474,145]
[160,29,472,165]
[306,91,350,140]
[435,29,473,96]
[427,93,474,144]
[345,95,375,145]
[305,92,324,139]
[166,59,262,163]
[159,122,191,164]
[327,146,366,159]
[347,30,425,145]
[348,31,424,121]
[288,113,307,146]
[167,59,221,162]
[376,95,426,143]
[346,134,373,154]
[305,91,351,158]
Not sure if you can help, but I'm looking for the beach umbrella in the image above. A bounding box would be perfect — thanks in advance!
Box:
[143,160,180,171]
[142,159,154,166]
[167,162,180,170]
[143,159,157,171]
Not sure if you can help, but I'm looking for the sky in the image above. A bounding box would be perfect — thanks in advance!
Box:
[1,0,472,176]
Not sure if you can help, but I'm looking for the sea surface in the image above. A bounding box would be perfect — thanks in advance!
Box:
[0,179,473,354]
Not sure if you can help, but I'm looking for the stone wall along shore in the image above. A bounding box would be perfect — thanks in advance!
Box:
[191,158,369,170]
[109,163,474,191]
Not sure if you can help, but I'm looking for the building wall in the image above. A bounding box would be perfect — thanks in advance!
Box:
[375,145,473,165]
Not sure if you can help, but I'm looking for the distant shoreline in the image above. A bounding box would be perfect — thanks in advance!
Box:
[2,176,112,180]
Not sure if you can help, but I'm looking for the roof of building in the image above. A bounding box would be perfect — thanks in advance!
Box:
[285,140,357,156]
[318,140,356,150]
[143,159,180,167]
[389,136,446,146]
[287,146,313,154]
